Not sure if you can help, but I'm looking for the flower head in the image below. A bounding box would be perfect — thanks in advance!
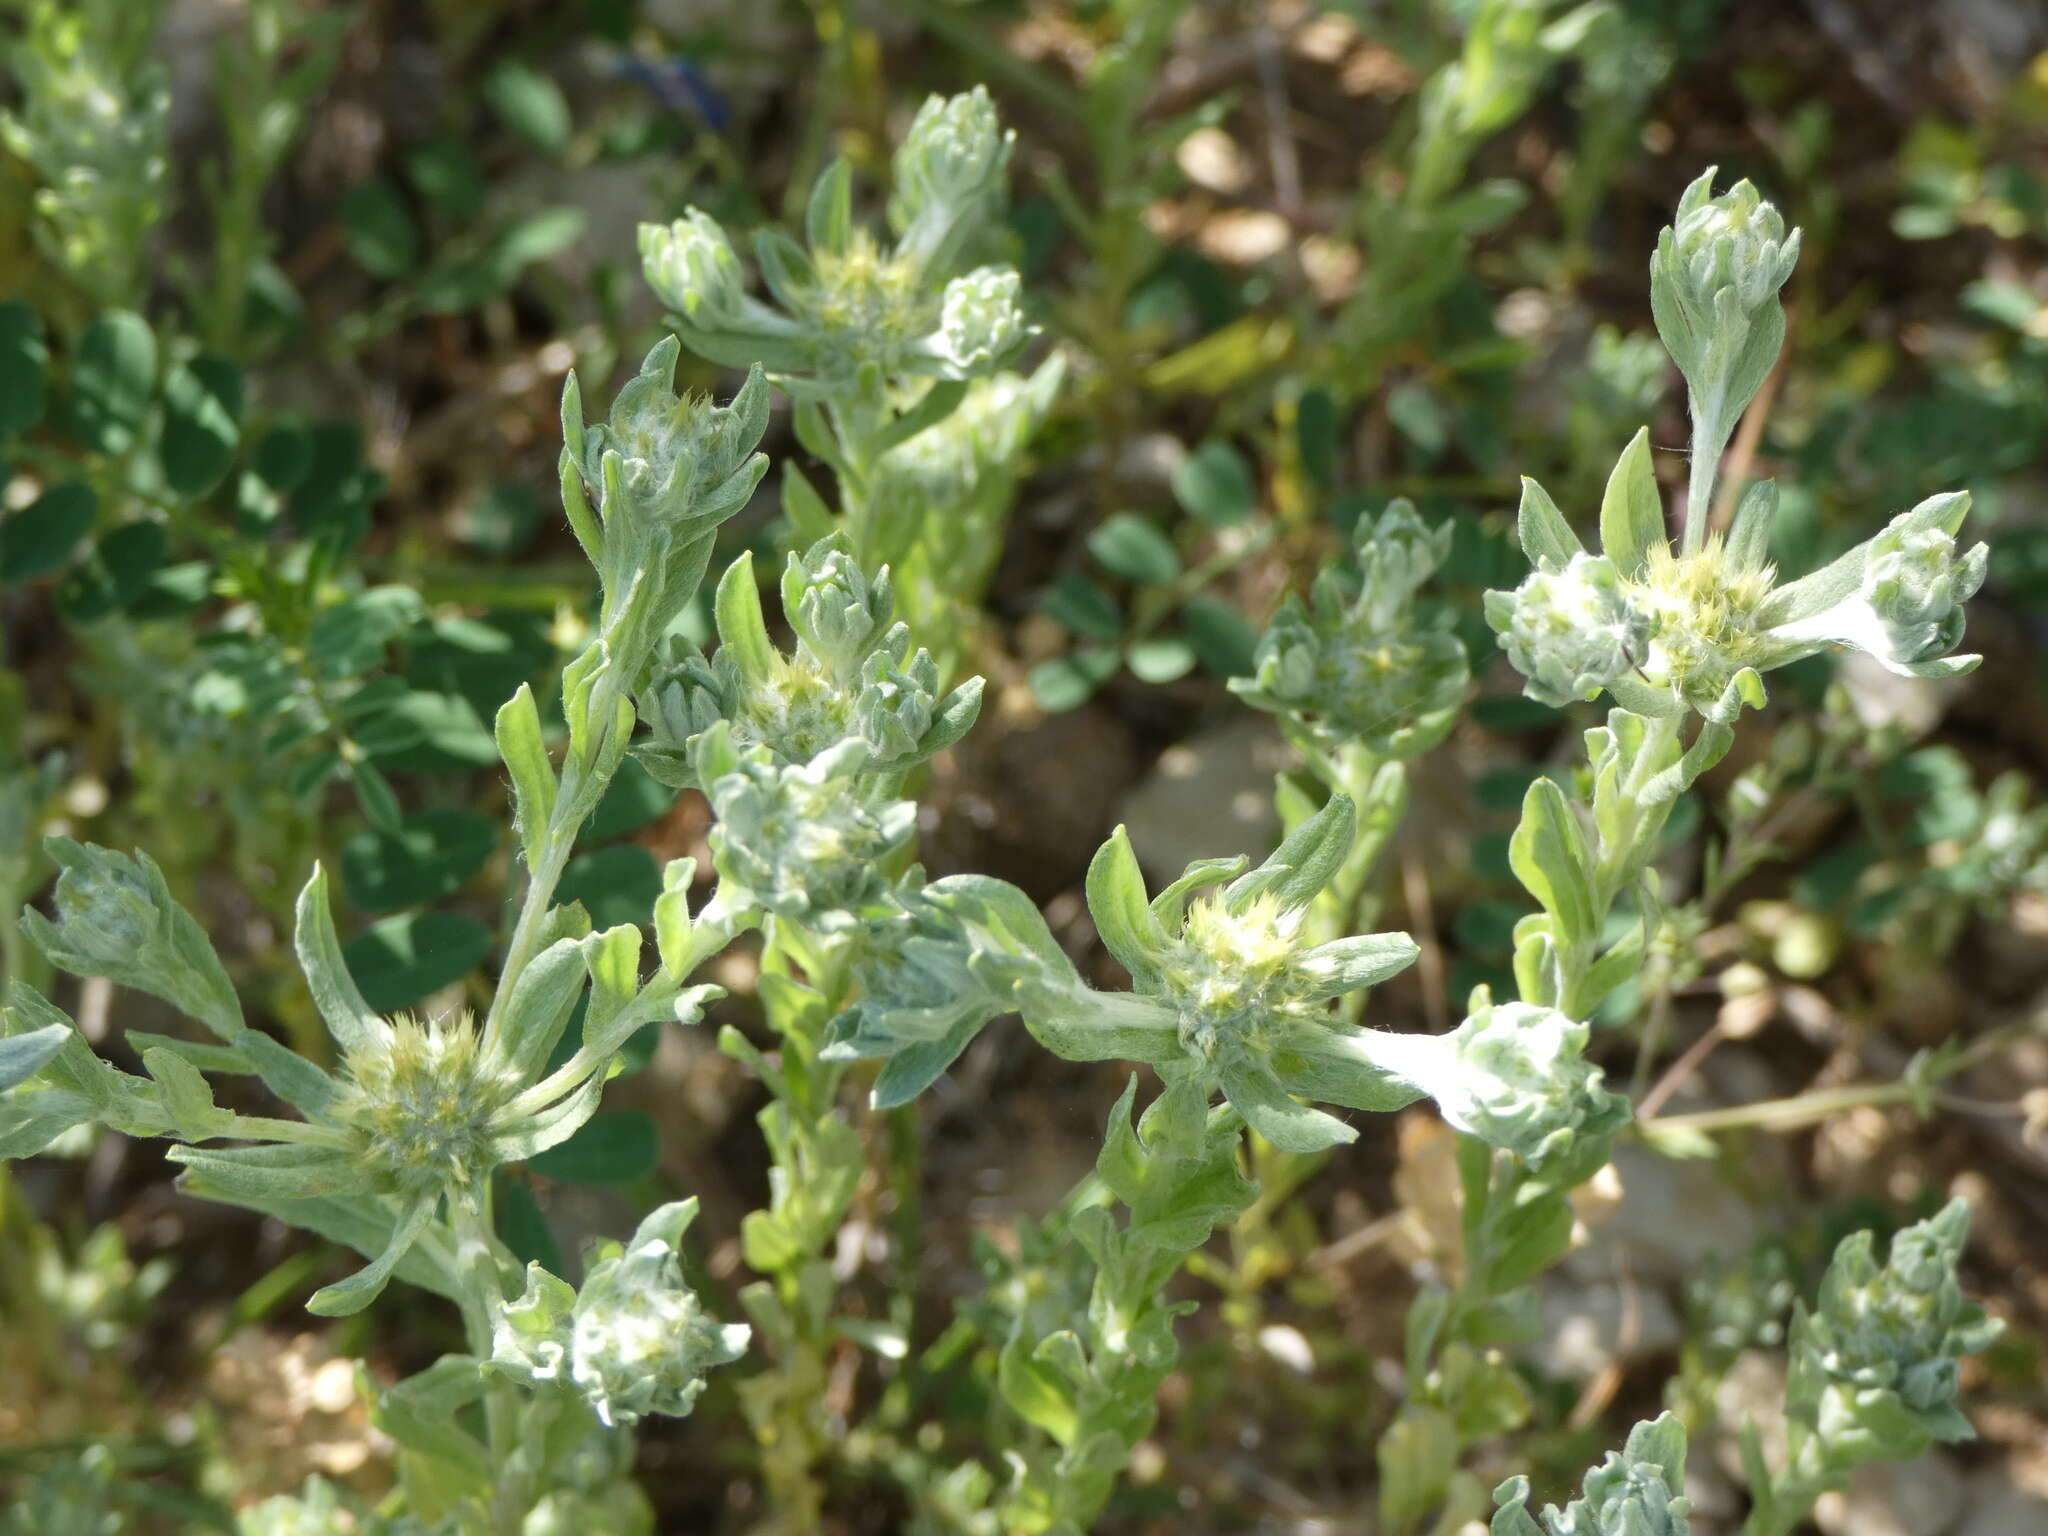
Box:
[1073,797,1424,1153]
[822,873,1063,1108]
[639,210,752,331]
[1660,171,1801,321]
[334,1012,520,1199]
[638,535,982,787]
[1630,540,1777,716]
[1493,1413,1692,1536]
[1487,473,1985,724]
[694,732,917,930]
[491,1200,748,1428]
[1650,168,1801,414]
[1791,1198,2003,1465]
[1484,552,1647,708]
[1764,496,1988,679]
[890,87,1013,274]
[1368,998,1629,1171]
[932,266,1029,373]
[1234,501,1469,757]
[784,535,896,681]
[559,342,769,654]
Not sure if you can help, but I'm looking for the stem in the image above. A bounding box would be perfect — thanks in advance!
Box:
[1642,1080,1918,1137]
[449,1193,530,1536]
[1683,392,1728,554]
[741,922,858,1534]
[489,834,575,1030]
[485,628,632,1040]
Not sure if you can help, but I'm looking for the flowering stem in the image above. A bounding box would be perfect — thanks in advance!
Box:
[1642,1079,1921,1138]
[1682,391,1728,555]
[487,626,632,1040]
[738,920,860,1534]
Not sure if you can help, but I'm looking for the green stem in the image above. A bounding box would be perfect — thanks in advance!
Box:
[1682,393,1728,554]
[1643,1080,1918,1138]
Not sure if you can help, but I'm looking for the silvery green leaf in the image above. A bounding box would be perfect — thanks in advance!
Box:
[306,1194,438,1317]
[873,378,969,455]
[1215,1056,1356,1152]
[712,551,779,687]
[751,227,818,314]
[652,856,705,982]
[1293,933,1420,1001]
[236,1030,342,1118]
[1096,1076,1256,1252]
[1018,986,1182,1065]
[1509,778,1599,947]
[170,1140,367,1201]
[0,1023,66,1092]
[489,1073,606,1162]
[1259,1020,1426,1114]
[1726,477,1779,571]
[495,684,557,863]
[1597,428,1664,578]
[911,675,983,761]
[2,983,168,1138]
[1516,474,1582,570]
[866,1013,991,1109]
[142,1047,231,1141]
[1723,279,1787,408]
[294,864,382,1055]
[1085,827,1168,985]
[125,1032,251,1076]
[0,1093,98,1159]
[366,1354,492,1486]
[1147,855,1248,926]
[489,936,587,1081]
[999,1323,1080,1444]
[805,157,853,255]
[1222,792,1356,915]
[1512,921,1566,1011]
[1490,1477,1546,1536]
[198,1185,460,1304]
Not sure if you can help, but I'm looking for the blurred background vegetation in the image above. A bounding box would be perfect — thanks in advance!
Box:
[3,0,2048,1530]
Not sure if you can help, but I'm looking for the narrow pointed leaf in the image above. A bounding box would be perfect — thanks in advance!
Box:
[1597,428,1665,577]
[295,864,383,1053]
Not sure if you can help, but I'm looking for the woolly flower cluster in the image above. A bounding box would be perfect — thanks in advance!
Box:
[641,535,982,790]
[1368,998,1627,1171]
[1484,552,1645,707]
[695,733,916,931]
[334,1012,520,1199]
[637,88,1027,393]
[1233,501,1469,757]
[1488,496,1986,723]
[1792,1199,2003,1465]
[1656,171,1802,333]
[1493,1414,1692,1536]
[491,1200,749,1428]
